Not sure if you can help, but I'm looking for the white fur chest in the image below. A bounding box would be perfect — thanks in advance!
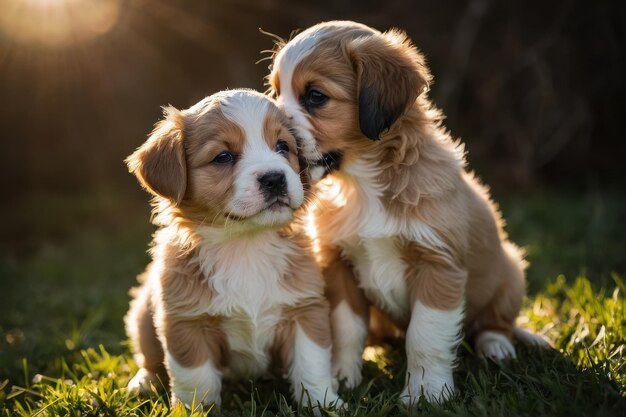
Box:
[324,160,446,246]
[194,230,304,377]
[320,160,448,321]
[318,175,410,319]
[196,230,304,317]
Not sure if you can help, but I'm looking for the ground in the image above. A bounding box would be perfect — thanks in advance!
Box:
[1,186,625,416]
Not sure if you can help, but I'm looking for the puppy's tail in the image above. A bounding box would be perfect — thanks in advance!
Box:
[513,326,552,349]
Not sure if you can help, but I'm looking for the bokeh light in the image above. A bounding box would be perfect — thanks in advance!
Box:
[0,0,120,47]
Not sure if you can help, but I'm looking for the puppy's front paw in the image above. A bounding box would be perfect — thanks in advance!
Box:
[332,355,363,389]
[475,331,516,362]
[399,367,455,406]
[167,357,222,410]
[127,368,159,396]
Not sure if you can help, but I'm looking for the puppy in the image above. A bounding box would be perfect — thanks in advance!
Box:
[268,21,548,405]
[124,89,341,411]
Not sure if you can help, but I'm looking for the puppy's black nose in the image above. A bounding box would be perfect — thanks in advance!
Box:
[258,171,287,196]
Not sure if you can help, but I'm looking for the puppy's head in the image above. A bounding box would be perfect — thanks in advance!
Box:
[126,89,306,229]
[268,20,431,180]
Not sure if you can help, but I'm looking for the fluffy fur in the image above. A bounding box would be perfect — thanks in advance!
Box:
[124,89,341,411]
[268,21,549,405]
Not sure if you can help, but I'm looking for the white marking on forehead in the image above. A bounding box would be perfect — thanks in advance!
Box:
[219,90,271,152]
[274,22,374,91]
[275,26,327,76]
[274,25,335,108]
[275,21,371,75]
[218,90,297,192]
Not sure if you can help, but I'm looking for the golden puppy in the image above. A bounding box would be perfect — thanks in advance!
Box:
[124,89,341,411]
[268,21,548,405]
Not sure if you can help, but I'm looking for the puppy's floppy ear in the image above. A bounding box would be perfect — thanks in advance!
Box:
[349,29,432,140]
[125,106,187,203]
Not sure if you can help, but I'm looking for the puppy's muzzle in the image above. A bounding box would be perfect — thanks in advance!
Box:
[258,171,288,201]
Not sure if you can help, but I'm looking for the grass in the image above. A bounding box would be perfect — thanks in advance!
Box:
[1,186,625,416]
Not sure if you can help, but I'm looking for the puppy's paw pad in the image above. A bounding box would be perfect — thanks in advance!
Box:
[476,331,517,362]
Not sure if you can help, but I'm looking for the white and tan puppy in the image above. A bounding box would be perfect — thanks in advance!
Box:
[124,89,341,411]
[268,21,548,405]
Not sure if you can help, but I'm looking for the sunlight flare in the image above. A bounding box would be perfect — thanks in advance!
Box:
[305,209,321,259]
[0,0,120,47]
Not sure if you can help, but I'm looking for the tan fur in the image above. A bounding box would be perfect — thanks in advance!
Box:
[277,297,333,359]
[124,91,333,405]
[124,269,166,376]
[401,240,467,311]
[263,105,301,171]
[320,244,372,348]
[286,42,371,164]
[126,107,187,203]
[164,315,228,368]
[269,21,527,346]
[181,105,243,225]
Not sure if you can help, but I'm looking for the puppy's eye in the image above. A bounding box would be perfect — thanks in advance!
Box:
[304,88,328,109]
[212,151,235,165]
[275,139,290,156]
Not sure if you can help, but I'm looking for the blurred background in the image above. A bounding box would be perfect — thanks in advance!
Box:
[2,0,625,198]
[1,0,625,382]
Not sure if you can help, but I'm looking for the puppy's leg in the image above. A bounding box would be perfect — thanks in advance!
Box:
[474,243,526,362]
[401,252,466,406]
[167,355,222,410]
[323,251,369,389]
[161,316,225,409]
[125,279,165,395]
[279,299,342,411]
